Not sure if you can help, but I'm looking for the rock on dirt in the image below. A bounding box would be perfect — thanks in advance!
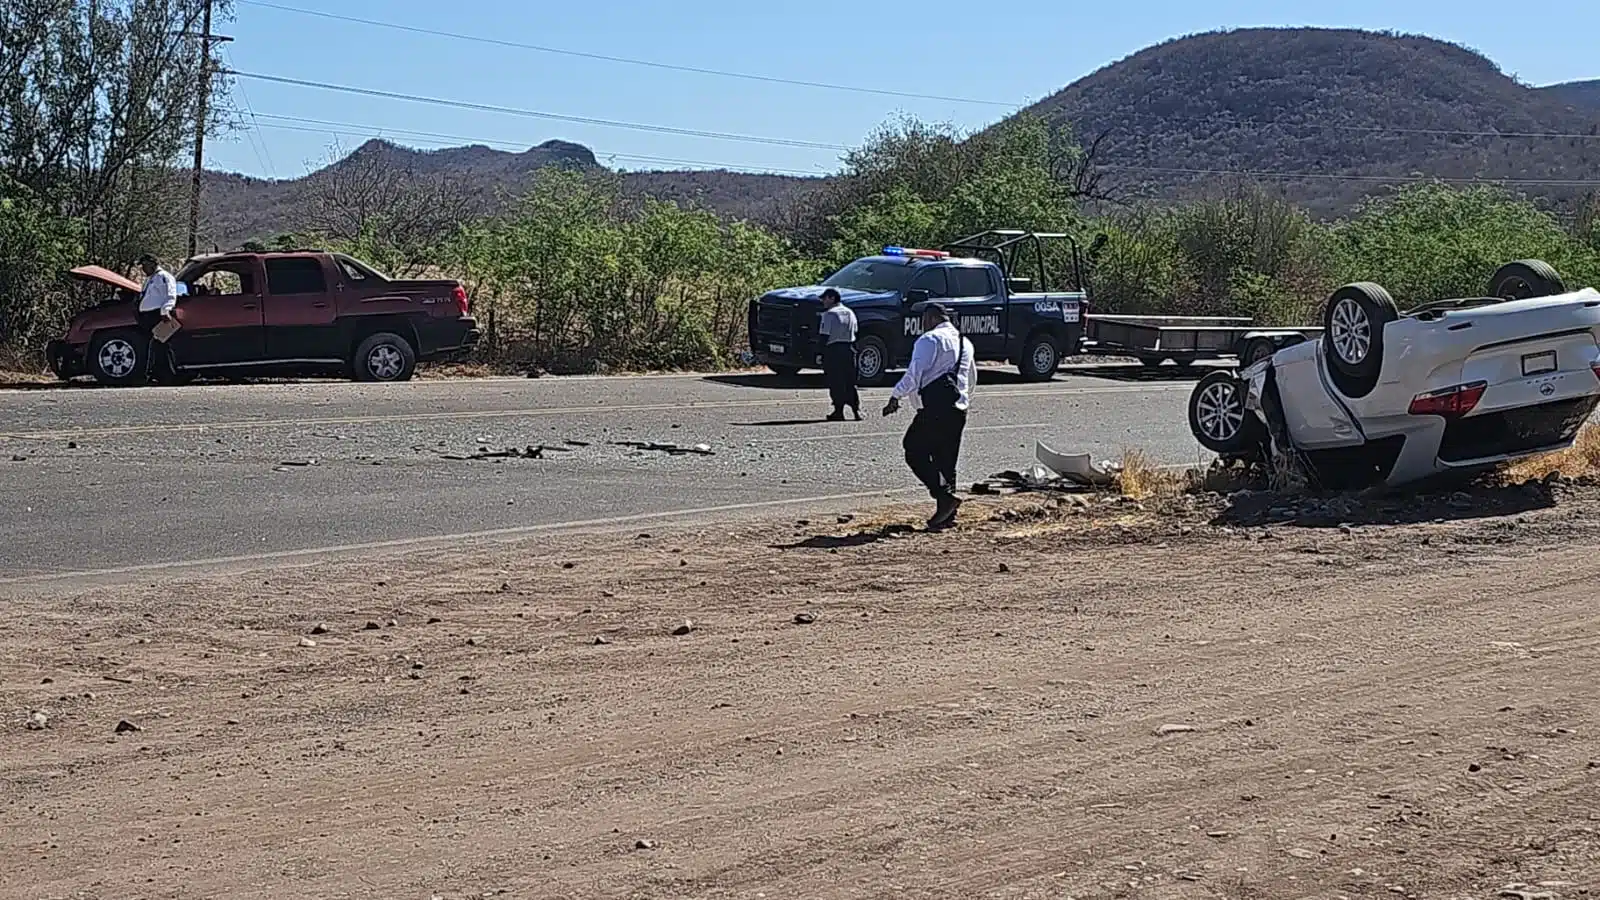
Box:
[1155,724,1197,736]
[114,720,141,734]
[793,612,817,625]
[671,620,696,636]
[26,711,49,731]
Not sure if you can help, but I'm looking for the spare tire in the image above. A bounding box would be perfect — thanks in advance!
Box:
[1488,260,1566,301]
[1322,282,1399,399]
[1187,371,1262,456]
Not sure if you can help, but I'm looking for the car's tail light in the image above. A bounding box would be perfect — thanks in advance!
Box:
[1408,381,1487,418]
[452,284,469,315]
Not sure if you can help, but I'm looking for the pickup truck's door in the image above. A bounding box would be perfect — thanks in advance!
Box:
[945,266,1008,358]
[171,257,266,366]
[897,267,952,362]
[263,255,341,360]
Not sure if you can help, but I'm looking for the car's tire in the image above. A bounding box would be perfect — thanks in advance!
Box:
[1321,282,1399,399]
[87,329,146,386]
[1188,371,1261,456]
[768,365,801,379]
[855,334,891,386]
[1017,332,1060,382]
[352,332,417,383]
[1242,337,1278,366]
[1488,259,1566,301]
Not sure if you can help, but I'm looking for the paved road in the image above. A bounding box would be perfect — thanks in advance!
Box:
[0,365,1207,584]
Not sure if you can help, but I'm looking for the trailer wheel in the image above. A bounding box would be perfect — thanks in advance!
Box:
[1242,337,1277,366]
[1017,332,1060,381]
[1188,371,1262,455]
[1322,282,1398,399]
[1488,260,1565,301]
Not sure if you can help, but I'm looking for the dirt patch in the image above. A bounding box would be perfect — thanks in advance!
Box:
[4,487,1600,899]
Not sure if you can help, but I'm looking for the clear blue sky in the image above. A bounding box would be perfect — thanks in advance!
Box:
[213,0,1600,181]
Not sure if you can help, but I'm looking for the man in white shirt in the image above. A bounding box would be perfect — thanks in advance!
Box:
[883,303,977,529]
[136,254,178,382]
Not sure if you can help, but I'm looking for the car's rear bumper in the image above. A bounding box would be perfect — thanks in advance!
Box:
[415,316,482,360]
[1437,395,1599,465]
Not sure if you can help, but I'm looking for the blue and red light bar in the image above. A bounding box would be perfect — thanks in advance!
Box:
[883,246,950,259]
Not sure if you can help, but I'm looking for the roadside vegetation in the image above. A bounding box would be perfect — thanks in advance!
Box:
[5,3,1600,376]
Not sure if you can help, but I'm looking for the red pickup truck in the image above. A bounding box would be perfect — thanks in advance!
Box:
[47,250,481,385]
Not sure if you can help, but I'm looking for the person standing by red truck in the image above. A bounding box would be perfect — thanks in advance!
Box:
[135,254,178,382]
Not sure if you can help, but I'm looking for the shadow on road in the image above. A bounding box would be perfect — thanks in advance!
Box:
[704,373,823,390]
[772,523,918,550]
[1211,478,1561,529]
[1060,364,1215,384]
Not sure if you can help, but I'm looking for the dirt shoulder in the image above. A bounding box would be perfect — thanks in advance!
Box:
[4,482,1600,900]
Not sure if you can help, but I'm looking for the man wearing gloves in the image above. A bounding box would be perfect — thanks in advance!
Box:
[882,303,977,529]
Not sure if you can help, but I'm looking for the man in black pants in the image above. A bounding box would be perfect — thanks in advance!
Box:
[135,254,178,382]
[817,288,861,420]
[883,304,977,529]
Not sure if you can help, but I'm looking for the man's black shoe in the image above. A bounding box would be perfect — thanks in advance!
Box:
[928,495,962,530]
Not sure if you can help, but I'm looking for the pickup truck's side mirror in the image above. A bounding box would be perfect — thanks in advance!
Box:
[904,289,930,306]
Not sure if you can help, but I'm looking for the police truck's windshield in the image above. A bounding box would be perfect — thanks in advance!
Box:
[822,259,915,293]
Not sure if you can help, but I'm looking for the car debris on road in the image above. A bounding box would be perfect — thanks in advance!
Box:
[1187,259,1600,491]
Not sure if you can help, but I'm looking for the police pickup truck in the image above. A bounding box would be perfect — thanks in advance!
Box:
[748,230,1087,385]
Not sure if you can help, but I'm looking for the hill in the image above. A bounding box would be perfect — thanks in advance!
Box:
[1011,28,1600,215]
[198,138,826,250]
[199,28,1600,247]
[1540,79,1600,113]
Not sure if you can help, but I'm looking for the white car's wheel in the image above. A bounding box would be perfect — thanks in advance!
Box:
[1187,371,1261,455]
[1321,282,1398,399]
[1489,260,1565,301]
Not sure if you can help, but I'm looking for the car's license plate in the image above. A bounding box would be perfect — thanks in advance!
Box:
[768,343,785,354]
[1522,350,1557,376]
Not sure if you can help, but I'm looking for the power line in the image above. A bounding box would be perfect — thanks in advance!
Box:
[237,0,1014,108]
[245,113,826,176]
[242,112,1600,187]
[227,70,852,152]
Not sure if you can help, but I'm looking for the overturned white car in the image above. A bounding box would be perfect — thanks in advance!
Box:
[1187,260,1600,490]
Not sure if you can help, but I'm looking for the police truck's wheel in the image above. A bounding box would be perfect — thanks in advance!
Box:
[855,335,890,386]
[1018,333,1060,382]
[88,329,146,387]
[353,332,417,383]
[1187,371,1261,455]
[1321,282,1398,400]
[1488,260,1565,301]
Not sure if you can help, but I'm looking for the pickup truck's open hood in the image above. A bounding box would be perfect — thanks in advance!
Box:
[70,265,142,294]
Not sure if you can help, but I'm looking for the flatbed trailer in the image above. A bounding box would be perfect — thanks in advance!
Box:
[1080,314,1325,367]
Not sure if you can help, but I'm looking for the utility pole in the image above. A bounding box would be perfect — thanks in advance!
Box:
[186,0,232,259]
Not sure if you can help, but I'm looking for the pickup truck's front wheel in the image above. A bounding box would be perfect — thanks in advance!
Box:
[855,335,891,386]
[1017,333,1060,382]
[353,332,417,383]
[88,329,146,386]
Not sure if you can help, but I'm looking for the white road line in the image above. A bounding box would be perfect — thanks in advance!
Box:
[748,422,1051,444]
[0,383,1190,441]
[0,488,920,587]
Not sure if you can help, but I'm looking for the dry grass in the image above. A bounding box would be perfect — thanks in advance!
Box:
[1503,425,1600,482]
